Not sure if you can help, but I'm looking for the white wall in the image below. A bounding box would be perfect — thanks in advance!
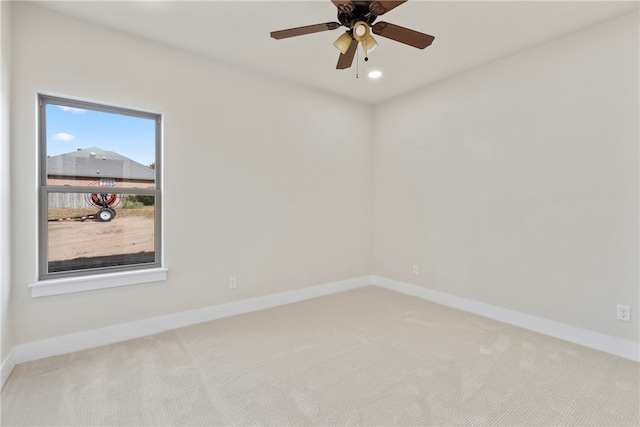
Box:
[1,0,12,362]
[373,12,639,342]
[10,3,372,346]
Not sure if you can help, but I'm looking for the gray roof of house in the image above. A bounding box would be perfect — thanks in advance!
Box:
[47,147,155,181]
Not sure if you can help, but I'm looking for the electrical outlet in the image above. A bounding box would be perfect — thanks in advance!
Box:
[412,265,419,275]
[616,304,630,322]
[229,277,237,289]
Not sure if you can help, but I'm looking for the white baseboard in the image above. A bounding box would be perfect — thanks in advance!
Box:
[12,276,373,366]
[5,274,636,389]
[1,348,15,390]
[373,276,640,362]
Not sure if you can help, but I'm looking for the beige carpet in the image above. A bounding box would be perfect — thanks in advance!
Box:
[2,286,639,426]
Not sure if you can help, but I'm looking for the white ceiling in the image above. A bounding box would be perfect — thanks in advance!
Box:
[35,1,639,104]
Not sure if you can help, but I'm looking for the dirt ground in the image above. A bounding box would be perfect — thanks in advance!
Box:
[48,214,154,262]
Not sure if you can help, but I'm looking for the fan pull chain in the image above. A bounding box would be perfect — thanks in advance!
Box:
[356,46,359,79]
[364,39,369,62]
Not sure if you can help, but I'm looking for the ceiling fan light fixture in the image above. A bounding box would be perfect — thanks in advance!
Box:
[352,21,370,42]
[333,32,353,54]
[362,35,378,54]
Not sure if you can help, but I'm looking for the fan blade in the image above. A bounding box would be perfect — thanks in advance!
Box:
[336,39,358,69]
[369,1,407,16]
[270,22,341,40]
[331,0,355,14]
[372,21,434,49]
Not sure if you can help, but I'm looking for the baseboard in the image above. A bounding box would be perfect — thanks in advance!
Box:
[373,276,640,362]
[12,275,373,365]
[1,348,15,390]
[9,274,637,373]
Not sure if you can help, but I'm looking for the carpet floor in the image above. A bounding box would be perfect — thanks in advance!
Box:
[2,286,639,426]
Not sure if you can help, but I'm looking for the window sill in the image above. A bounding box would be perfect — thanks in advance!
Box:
[29,268,168,298]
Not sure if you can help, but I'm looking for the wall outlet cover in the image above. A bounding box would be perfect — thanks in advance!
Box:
[616,304,630,322]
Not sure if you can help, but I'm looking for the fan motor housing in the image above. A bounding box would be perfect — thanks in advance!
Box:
[337,2,378,29]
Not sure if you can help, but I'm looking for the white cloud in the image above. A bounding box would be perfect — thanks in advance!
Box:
[58,106,87,114]
[52,132,75,142]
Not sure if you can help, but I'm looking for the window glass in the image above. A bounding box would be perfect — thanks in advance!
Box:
[47,193,156,273]
[45,104,156,187]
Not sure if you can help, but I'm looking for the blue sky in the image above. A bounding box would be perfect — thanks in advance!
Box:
[46,104,156,166]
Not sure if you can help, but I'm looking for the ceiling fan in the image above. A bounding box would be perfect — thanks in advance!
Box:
[270,0,435,70]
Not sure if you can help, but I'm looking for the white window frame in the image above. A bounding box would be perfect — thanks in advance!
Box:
[30,94,166,297]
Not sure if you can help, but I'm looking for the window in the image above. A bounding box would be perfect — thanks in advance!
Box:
[38,95,162,281]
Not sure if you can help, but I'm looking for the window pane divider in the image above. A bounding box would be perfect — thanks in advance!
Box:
[45,186,159,195]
